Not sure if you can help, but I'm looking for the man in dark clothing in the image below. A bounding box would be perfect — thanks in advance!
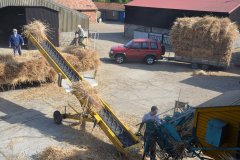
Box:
[142,106,161,160]
[9,29,24,57]
[75,25,86,48]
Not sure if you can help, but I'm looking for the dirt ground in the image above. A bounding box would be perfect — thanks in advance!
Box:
[0,21,240,160]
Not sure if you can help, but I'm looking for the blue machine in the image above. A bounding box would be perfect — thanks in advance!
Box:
[139,101,240,160]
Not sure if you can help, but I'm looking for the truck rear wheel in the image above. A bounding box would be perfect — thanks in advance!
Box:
[115,55,125,64]
[201,64,209,71]
[191,63,198,69]
[145,56,155,65]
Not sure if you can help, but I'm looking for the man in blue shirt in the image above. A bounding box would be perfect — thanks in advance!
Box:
[9,29,24,57]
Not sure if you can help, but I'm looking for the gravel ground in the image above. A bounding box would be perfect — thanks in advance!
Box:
[0,21,240,159]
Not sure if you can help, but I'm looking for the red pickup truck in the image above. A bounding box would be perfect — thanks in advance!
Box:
[109,39,165,65]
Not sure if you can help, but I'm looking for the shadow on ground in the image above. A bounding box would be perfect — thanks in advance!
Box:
[0,82,42,92]
[0,97,142,159]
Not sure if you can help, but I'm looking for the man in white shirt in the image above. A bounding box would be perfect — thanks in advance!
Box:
[75,25,86,48]
[141,106,161,160]
[142,106,161,124]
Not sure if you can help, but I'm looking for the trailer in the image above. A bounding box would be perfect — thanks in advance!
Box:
[166,54,230,71]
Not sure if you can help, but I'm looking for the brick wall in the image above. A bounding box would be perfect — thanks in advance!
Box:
[81,10,96,23]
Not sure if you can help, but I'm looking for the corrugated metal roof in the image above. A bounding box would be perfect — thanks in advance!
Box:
[196,90,240,108]
[125,0,240,13]
[51,0,97,10]
[0,0,90,32]
[94,2,125,11]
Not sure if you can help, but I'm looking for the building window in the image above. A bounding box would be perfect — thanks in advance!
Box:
[113,12,115,16]
[151,43,158,50]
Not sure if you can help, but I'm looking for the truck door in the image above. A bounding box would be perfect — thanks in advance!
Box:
[126,42,142,59]
[141,42,150,57]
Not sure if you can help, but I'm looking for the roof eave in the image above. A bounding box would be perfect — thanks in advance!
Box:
[98,8,125,11]
[125,5,229,13]
[228,4,240,14]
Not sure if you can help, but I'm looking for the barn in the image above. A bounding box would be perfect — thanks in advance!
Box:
[124,0,240,47]
[0,0,90,49]
[94,2,125,22]
[52,0,98,23]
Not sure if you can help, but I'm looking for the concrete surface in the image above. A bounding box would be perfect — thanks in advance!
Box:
[0,21,240,159]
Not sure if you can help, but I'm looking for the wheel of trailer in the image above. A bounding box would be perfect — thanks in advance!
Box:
[145,56,155,65]
[53,111,62,125]
[201,64,209,71]
[115,55,125,64]
[191,63,198,69]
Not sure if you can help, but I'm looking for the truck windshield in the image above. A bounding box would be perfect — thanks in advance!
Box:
[124,40,133,48]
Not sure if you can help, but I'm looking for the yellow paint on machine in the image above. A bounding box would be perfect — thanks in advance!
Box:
[193,106,240,160]
[27,34,142,157]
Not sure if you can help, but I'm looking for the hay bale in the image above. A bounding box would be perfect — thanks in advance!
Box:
[0,46,101,87]
[63,46,101,72]
[71,81,103,112]
[170,16,239,63]
[22,20,50,42]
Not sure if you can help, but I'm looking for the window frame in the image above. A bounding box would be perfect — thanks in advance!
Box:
[150,42,158,50]
[141,42,149,49]
[130,42,141,49]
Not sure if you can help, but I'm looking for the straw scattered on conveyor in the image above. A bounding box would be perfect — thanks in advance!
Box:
[71,81,103,113]
[21,20,50,42]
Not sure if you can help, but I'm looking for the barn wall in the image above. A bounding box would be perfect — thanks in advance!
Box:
[99,9,119,21]
[0,0,90,32]
[229,6,240,27]
[60,29,88,46]
[195,108,240,160]
[125,6,228,29]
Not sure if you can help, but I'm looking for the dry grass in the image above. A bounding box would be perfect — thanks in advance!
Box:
[192,70,239,76]
[170,16,239,63]
[219,153,237,160]
[71,81,103,113]
[35,145,92,160]
[22,20,50,42]
[170,119,194,159]
[62,46,101,72]
[0,46,101,87]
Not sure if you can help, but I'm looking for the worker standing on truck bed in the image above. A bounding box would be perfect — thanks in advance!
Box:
[75,25,86,48]
[9,29,24,57]
[141,106,161,160]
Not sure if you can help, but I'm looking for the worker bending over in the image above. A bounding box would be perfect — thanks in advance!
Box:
[141,106,161,160]
[9,29,24,57]
[75,25,86,48]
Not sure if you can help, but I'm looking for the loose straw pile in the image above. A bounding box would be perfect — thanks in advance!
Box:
[0,46,101,88]
[22,20,50,42]
[71,81,103,112]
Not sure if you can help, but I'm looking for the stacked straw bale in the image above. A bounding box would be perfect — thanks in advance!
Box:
[170,16,239,63]
[0,47,101,87]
